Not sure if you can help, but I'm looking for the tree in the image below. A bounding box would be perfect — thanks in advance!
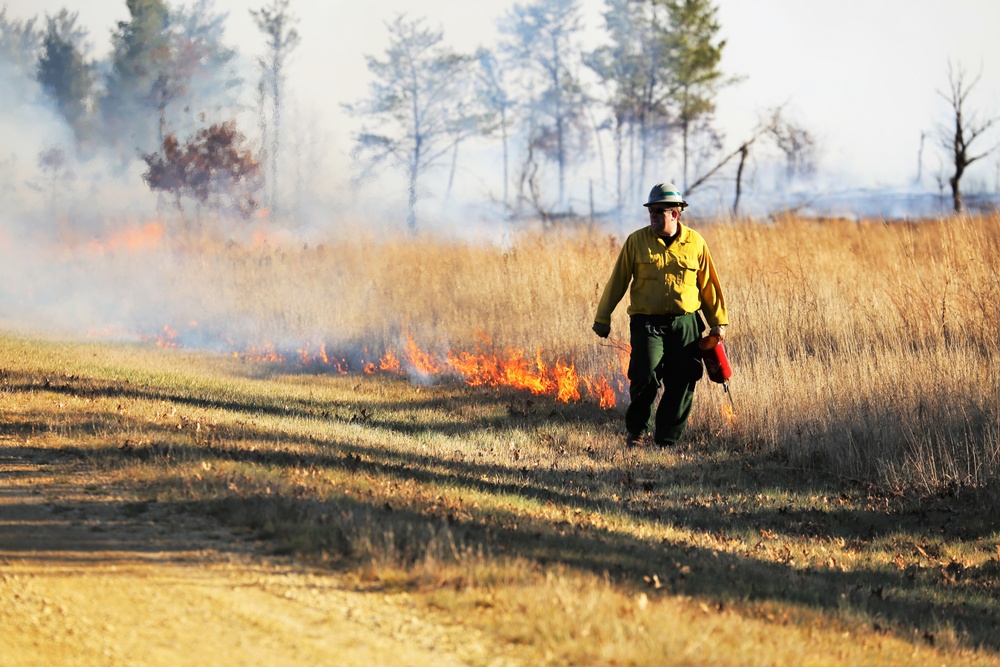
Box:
[681,107,794,217]
[938,62,998,213]
[590,0,703,217]
[345,14,478,231]
[768,113,816,186]
[0,7,41,100]
[36,146,71,216]
[586,0,649,222]
[251,0,300,213]
[500,0,589,212]
[102,0,171,152]
[141,121,263,221]
[161,0,242,139]
[475,48,516,213]
[36,10,93,136]
[102,0,238,159]
[664,0,730,190]
[0,7,40,70]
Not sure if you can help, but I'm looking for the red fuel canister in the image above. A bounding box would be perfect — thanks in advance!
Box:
[698,335,732,384]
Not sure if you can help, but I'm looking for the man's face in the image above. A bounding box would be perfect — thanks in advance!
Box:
[647,205,679,236]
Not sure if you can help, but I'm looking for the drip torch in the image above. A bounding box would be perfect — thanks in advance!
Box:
[698,334,735,408]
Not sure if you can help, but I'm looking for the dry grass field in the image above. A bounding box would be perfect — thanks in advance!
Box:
[2,213,999,664]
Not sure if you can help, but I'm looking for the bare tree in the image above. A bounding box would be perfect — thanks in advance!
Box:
[500,0,589,212]
[683,107,808,217]
[345,15,479,232]
[938,62,998,213]
[251,0,300,213]
[768,112,816,186]
[36,147,74,237]
[475,48,515,213]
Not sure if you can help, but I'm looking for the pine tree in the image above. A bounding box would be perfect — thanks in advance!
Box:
[102,0,171,153]
[36,10,93,136]
[500,0,589,213]
[664,0,728,190]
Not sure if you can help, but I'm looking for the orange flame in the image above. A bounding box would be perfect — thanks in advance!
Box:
[87,222,164,254]
[140,324,180,348]
[553,359,581,402]
[135,324,621,407]
[404,333,443,375]
[379,349,401,373]
[582,375,617,409]
[721,400,736,427]
[237,342,285,363]
[448,346,555,395]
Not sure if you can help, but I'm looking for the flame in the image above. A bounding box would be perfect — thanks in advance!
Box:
[721,400,736,427]
[404,333,443,375]
[237,342,285,363]
[298,341,330,366]
[86,324,132,339]
[379,349,401,373]
[133,324,622,407]
[582,375,617,409]
[553,359,581,402]
[87,222,164,254]
[448,347,552,394]
[140,324,180,348]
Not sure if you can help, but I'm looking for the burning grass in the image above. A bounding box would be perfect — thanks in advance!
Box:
[87,213,1000,494]
[1,332,999,665]
[5,212,1000,494]
[7,212,999,494]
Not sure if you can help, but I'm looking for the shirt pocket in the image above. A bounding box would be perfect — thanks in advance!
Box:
[673,256,700,286]
[636,262,660,283]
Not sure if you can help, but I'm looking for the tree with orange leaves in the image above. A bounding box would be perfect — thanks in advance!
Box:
[141,121,263,220]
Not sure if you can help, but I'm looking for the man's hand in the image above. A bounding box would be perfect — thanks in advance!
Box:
[592,322,611,338]
[709,324,727,340]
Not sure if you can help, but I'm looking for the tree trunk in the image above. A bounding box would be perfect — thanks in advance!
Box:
[501,108,509,213]
[682,117,689,192]
[950,174,963,213]
[408,138,420,232]
[733,143,748,217]
[407,162,418,232]
[444,141,459,207]
[615,117,624,228]
[271,65,281,215]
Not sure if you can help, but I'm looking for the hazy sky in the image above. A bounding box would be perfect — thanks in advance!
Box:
[5,0,1000,192]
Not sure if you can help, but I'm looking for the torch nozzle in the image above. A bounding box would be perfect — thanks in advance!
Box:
[723,381,736,410]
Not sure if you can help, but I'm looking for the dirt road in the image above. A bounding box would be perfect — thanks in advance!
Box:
[0,446,513,667]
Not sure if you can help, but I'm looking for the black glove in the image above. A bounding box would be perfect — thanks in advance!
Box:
[592,322,611,338]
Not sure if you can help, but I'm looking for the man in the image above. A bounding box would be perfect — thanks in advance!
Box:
[592,182,728,447]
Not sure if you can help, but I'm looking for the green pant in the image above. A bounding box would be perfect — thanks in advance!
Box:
[625,313,704,444]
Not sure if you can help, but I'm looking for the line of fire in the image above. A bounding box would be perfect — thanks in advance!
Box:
[139,325,624,409]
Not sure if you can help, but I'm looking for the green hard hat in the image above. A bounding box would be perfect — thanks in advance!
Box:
[643,182,688,209]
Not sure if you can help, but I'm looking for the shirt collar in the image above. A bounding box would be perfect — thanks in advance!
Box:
[648,222,689,246]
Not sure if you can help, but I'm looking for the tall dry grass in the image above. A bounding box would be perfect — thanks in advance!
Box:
[712,215,1000,492]
[69,213,1000,492]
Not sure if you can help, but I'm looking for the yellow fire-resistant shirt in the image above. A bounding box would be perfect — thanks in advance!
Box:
[595,224,728,326]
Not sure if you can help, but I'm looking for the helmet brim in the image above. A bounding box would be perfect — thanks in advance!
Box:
[643,201,688,209]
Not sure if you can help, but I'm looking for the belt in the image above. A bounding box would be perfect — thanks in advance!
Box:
[631,312,697,335]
